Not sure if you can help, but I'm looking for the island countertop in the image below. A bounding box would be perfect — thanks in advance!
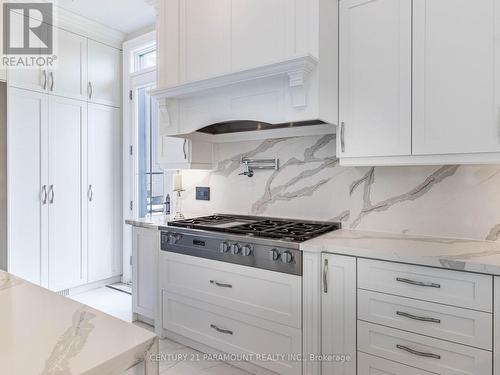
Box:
[0,270,159,375]
[301,229,500,275]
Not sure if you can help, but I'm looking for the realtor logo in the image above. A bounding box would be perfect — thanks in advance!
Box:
[3,2,53,55]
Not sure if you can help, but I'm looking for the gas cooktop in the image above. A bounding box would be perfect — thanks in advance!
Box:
[168,214,340,243]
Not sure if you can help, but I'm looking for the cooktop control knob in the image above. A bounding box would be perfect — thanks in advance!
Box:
[281,251,294,264]
[230,243,241,255]
[168,233,179,244]
[219,242,230,253]
[241,245,253,256]
[270,249,280,261]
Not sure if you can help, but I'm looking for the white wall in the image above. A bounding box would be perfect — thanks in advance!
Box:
[168,134,500,241]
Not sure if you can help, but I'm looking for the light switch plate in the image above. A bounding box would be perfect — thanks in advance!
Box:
[196,187,210,201]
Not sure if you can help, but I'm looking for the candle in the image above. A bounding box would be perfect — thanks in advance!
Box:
[173,172,183,191]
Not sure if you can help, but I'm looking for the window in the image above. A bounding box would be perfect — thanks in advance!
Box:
[136,84,164,217]
[133,46,156,72]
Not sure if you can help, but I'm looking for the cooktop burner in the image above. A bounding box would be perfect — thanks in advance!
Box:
[168,215,340,242]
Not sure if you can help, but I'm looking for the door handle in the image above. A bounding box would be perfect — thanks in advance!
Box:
[396,344,441,360]
[42,70,47,90]
[396,311,441,324]
[88,185,93,202]
[49,71,54,91]
[48,185,54,204]
[88,82,93,99]
[41,185,47,205]
[340,122,346,153]
[183,139,187,159]
[323,258,328,293]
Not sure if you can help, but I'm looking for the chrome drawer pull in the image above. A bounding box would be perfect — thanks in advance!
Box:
[210,280,232,288]
[396,311,441,323]
[210,324,233,335]
[396,277,441,288]
[396,344,441,359]
[323,259,328,293]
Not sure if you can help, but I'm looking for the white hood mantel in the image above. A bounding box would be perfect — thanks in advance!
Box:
[149,0,338,146]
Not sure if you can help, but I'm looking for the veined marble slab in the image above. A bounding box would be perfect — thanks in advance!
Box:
[125,215,173,230]
[301,229,500,275]
[0,271,159,375]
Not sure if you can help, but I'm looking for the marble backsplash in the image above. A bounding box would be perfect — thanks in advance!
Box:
[165,134,500,241]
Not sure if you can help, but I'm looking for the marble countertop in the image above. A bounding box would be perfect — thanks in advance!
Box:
[0,271,159,375]
[125,215,173,230]
[301,229,500,275]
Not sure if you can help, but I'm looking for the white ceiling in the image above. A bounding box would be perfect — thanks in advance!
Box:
[54,0,155,35]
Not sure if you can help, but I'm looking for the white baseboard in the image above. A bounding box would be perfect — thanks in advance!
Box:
[67,275,122,296]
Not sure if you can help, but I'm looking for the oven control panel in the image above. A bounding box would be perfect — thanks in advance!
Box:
[161,231,302,276]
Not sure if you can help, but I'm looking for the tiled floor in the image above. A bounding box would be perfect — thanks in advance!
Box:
[71,286,252,375]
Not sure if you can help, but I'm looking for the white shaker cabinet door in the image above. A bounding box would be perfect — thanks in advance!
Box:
[47,96,86,291]
[88,40,121,108]
[0,2,5,82]
[7,88,49,286]
[495,276,500,375]
[132,227,158,321]
[338,0,411,158]
[321,253,357,375]
[413,0,500,154]
[49,29,87,100]
[87,104,122,282]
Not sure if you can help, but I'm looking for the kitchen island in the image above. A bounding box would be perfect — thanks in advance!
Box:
[0,270,159,375]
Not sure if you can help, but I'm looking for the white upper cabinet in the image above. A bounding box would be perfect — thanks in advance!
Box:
[88,40,122,107]
[412,0,500,155]
[338,0,411,158]
[340,0,500,165]
[157,136,213,170]
[0,2,6,82]
[50,29,88,100]
[48,96,87,291]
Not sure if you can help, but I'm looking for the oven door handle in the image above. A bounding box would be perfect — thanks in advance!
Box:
[210,280,233,288]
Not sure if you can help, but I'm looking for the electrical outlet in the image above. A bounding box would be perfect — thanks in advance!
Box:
[196,187,210,201]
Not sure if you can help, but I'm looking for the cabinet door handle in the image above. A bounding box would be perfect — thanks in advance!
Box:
[42,70,47,90]
[210,280,232,288]
[88,185,93,202]
[183,139,187,159]
[396,344,441,360]
[41,185,47,205]
[49,71,54,91]
[88,82,93,99]
[210,324,233,335]
[48,185,54,204]
[396,311,441,324]
[396,277,441,288]
[340,122,346,153]
[323,258,328,293]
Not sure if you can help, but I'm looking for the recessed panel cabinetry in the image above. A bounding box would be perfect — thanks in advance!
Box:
[5,20,122,291]
[339,0,500,165]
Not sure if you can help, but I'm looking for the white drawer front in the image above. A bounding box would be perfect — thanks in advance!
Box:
[161,252,302,328]
[358,321,492,375]
[358,352,434,375]
[163,291,302,375]
[358,259,492,312]
[358,290,492,350]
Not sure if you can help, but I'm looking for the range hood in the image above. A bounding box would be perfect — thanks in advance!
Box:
[151,54,338,141]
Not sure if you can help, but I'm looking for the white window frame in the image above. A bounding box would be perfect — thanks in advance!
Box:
[122,31,156,284]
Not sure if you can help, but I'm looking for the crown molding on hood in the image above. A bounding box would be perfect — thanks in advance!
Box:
[151,54,318,109]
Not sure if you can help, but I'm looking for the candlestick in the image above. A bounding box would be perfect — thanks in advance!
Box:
[173,171,183,191]
[173,190,185,220]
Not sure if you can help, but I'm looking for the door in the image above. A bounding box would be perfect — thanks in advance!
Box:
[321,253,357,375]
[49,29,87,100]
[7,11,50,92]
[158,136,189,166]
[88,40,122,107]
[88,103,121,282]
[47,96,86,291]
[338,0,411,157]
[7,88,49,286]
[132,227,158,320]
[413,0,500,154]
